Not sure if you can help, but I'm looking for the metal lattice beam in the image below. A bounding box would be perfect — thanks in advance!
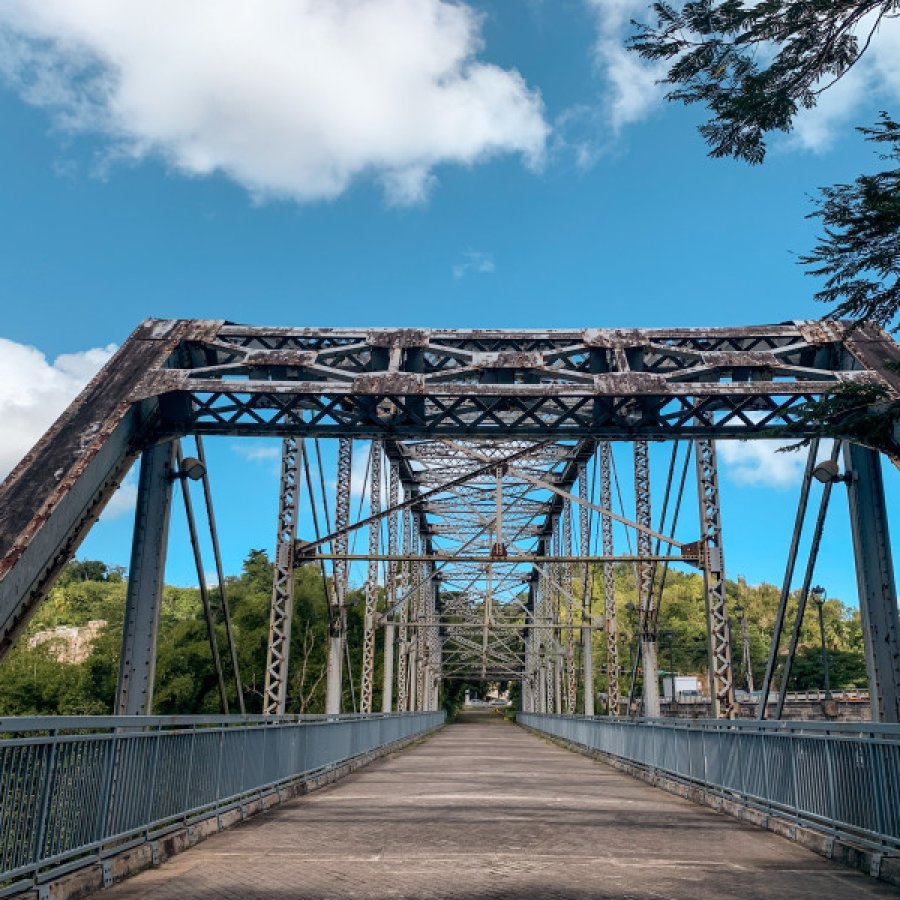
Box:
[361,442,382,713]
[263,437,300,714]
[695,439,735,720]
[600,442,619,716]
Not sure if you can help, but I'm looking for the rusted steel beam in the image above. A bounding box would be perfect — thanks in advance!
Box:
[0,320,218,657]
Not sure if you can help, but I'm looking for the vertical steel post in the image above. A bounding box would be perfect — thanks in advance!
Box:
[634,440,660,717]
[563,501,577,715]
[774,452,838,720]
[430,566,442,711]
[552,523,563,714]
[757,439,819,718]
[601,442,619,716]
[398,509,411,712]
[381,463,400,712]
[523,577,536,712]
[414,534,426,710]
[263,438,301,715]
[695,439,735,719]
[579,461,594,716]
[195,436,245,713]
[116,441,176,715]
[174,440,229,714]
[326,437,352,714]
[844,443,900,723]
[361,442,382,713]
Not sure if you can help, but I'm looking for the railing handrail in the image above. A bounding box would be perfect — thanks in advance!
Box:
[539,713,900,739]
[0,711,425,736]
[0,711,445,891]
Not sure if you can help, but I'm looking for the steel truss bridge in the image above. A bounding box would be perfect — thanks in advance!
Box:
[1,319,899,723]
[1,319,900,893]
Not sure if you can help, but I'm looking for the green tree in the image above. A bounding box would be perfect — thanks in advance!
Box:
[630,2,897,164]
[630,2,900,450]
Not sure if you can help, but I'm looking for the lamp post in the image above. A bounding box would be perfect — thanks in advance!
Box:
[734,603,754,695]
[812,586,832,700]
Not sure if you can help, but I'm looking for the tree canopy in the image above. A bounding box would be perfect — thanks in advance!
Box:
[631,3,900,330]
[630,2,900,455]
[630,1,899,164]
[0,556,868,717]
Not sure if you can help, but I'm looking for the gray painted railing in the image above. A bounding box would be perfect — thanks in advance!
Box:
[0,712,443,893]
[519,713,900,855]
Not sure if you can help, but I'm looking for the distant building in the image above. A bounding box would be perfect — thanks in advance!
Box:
[662,674,702,700]
[28,619,106,664]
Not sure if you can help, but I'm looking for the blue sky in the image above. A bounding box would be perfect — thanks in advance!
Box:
[1,0,898,604]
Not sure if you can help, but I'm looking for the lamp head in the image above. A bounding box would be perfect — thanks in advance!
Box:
[180,456,206,481]
[812,459,850,485]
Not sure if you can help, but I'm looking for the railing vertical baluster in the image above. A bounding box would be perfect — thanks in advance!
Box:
[95,733,118,845]
[33,732,59,869]
[215,725,225,813]
[143,725,163,836]
[825,733,837,832]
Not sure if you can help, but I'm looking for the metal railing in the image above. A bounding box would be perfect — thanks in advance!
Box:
[0,712,443,893]
[519,713,900,855]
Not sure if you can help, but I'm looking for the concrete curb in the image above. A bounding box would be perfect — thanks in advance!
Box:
[20,725,444,900]
[521,725,899,890]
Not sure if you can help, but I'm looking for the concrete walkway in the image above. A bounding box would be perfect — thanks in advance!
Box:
[101,714,896,899]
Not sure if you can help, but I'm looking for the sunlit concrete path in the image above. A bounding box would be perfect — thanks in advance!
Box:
[100,713,895,899]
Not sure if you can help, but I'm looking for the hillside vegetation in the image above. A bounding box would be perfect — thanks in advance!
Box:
[0,554,867,716]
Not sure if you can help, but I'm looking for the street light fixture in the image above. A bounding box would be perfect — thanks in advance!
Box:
[811,585,832,700]
[172,456,207,481]
[733,603,754,695]
[811,460,851,485]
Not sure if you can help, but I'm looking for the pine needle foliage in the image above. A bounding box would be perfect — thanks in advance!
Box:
[630,1,900,164]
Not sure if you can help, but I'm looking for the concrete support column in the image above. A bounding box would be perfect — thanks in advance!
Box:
[381,623,395,712]
[116,441,176,715]
[325,627,343,715]
[640,639,660,718]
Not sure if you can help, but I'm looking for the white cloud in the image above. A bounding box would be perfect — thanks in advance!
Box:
[0,0,548,205]
[788,15,900,153]
[233,443,281,463]
[718,439,834,489]
[582,0,667,134]
[0,337,117,479]
[453,250,495,279]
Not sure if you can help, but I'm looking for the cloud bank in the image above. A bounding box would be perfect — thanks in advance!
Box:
[453,250,495,279]
[0,0,548,204]
[718,439,834,489]
[0,336,116,477]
